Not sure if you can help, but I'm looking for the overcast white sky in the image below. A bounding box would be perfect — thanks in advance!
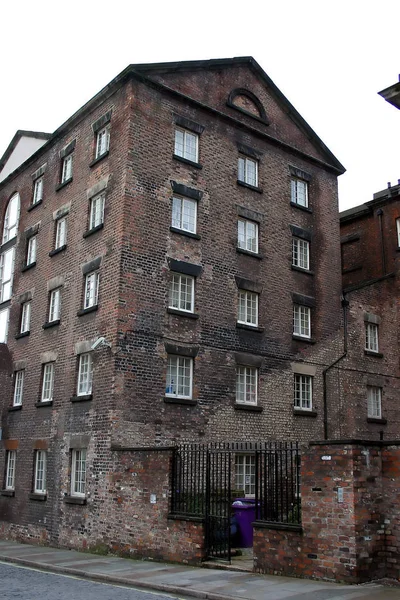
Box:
[1,0,399,211]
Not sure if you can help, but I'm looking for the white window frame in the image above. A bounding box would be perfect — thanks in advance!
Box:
[174,128,199,163]
[55,217,67,249]
[0,247,15,302]
[171,196,197,234]
[237,218,258,254]
[165,355,193,399]
[41,363,54,403]
[61,154,73,183]
[235,454,256,496]
[367,386,382,419]
[20,301,31,333]
[169,273,195,313]
[49,289,61,322]
[292,237,310,270]
[77,353,93,396]
[238,156,258,187]
[84,271,99,309]
[33,177,44,205]
[2,193,20,244]
[291,178,308,208]
[13,370,24,407]
[294,374,313,411]
[89,193,105,230]
[5,450,16,491]
[365,322,379,353]
[34,450,47,494]
[237,290,258,327]
[26,236,37,266]
[293,304,311,338]
[0,308,9,343]
[236,366,258,405]
[71,448,87,497]
[95,126,110,159]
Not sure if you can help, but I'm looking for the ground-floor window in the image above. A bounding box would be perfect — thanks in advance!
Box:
[235,454,255,496]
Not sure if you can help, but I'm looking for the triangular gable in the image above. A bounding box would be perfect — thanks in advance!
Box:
[132,57,345,174]
[0,130,51,182]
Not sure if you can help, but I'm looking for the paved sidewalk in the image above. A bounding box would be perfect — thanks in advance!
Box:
[0,540,399,600]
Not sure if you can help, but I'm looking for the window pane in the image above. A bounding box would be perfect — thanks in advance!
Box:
[78,353,93,395]
[166,356,192,398]
[34,450,47,493]
[0,308,9,343]
[72,449,87,496]
[13,370,24,406]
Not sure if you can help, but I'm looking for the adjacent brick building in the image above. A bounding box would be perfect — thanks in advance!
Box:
[0,58,348,550]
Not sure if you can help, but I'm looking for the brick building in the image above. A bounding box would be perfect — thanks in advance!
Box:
[0,58,346,549]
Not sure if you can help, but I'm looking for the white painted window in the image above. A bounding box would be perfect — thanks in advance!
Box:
[238,156,258,187]
[174,128,198,163]
[41,363,54,403]
[13,370,24,406]
[71,449,87,497]
[293,305,311,338]
[84,272,99,309]
[34,450,47,494]
[5,450,16,490]
[292,238,310,270]
[169,273,194,313]
[291,179,308,208]
[2,193,20,243]
[236,366,258,405]
[0,247,15,302]
[365,323,379,353]
[49,289,61,322]
[166,355,193,399]
[397,218,400,247]
[33,177,44,205]
[367,386,382,419]
[61,154,73,183]
[55,218,67,249]
[89,193,105,230]
[77,353,93,396]
[238,219,258,253]
[96,126,110,158]
[235,454,256,496]
[294,374,312,410]
[238,290,258,327]
[20,301,31,333]
[172,196,197,234]
[0,308,9,343]
[27,236,37,266]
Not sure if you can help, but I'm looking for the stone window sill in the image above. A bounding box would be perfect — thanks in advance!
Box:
[0,299,11,309]
[89,150,109,168]
[364,350,384,358]
[367,417,387,424]
[291,265,314,276]
[236,322,264,333]
[27,200,43,212]
[236,248,263,259]
[8,405,22,412]
[55,177,73,192]
[22,262,36,273]
[164,396,197,406]
[70,394,92,403]
[15,331,30,340]
[77,305,98,317]
[292,335,316,344]
[290,201,312,213]
[169,226,201,240]
[35,400,53,408]
[293,409,318,418]
[0,490,15,497]
[64,495,87,505]
[29,493,47,501]
[43,320,60,329]
[83,223,104,238]
[49,245,67,257]
[167,308,199,319]
[234,403,263,412]
[237,180,263,193]
[173,154,202,169]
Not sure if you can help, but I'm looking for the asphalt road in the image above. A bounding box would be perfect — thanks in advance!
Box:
[0,561,186,600]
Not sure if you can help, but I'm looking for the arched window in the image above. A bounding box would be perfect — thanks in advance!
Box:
[2,193,20,244]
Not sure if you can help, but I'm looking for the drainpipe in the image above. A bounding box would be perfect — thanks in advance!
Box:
[376,208,387,276]
[323,294,349,440]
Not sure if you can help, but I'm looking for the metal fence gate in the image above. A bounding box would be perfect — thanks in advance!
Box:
[204,446,232,560]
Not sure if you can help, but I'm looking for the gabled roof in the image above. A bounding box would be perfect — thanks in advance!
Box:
[0,130,51,173]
